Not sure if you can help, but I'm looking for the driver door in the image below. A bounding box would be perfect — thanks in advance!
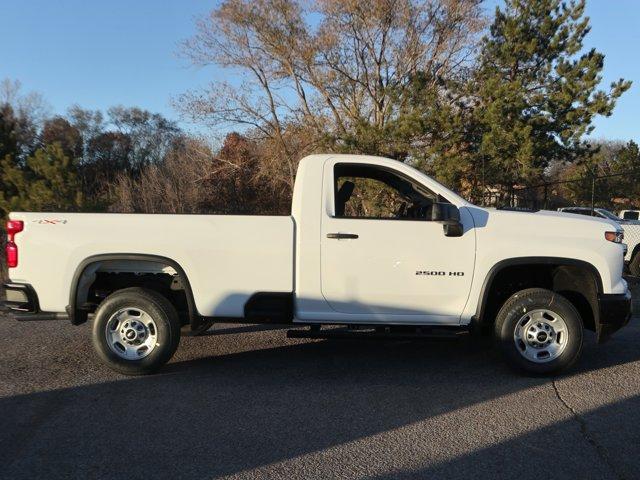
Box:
[320,161,476,323]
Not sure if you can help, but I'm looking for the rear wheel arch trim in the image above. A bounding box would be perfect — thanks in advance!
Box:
[475,257,603,323]
[67,253,199,326]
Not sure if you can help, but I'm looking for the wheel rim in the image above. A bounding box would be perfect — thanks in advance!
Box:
[105,307,158,360]
[513,309,569,363]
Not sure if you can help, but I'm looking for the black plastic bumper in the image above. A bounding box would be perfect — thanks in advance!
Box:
[2,283,40,313]
[2,283,69,320]
[597,291,632,342]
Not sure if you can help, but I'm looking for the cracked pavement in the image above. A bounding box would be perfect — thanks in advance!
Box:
[1,302,639,479]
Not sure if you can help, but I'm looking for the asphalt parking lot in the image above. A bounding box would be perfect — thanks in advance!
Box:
[1,296,639,480]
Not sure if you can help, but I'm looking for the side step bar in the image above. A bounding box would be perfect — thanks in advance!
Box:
[287,325,468,341]
[6,312,69,321]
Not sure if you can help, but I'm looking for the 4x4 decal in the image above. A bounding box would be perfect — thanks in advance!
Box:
[32,219,68,225]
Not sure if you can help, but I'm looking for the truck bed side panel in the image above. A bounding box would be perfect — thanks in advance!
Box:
[8,213,294,317]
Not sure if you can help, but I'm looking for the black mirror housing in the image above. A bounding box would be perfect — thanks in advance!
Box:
[431,202,463,237]
[431,202,460,222]
[443,222,463,237]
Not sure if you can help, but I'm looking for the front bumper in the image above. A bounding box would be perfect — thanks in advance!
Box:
[597,290,632,342]
[2,283,39,313]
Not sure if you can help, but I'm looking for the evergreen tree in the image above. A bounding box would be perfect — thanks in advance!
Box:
[0,104,23,214]
[0,143,84,216]
[0,104,19,161]
[392,73,484,198]
[475,0,630,191]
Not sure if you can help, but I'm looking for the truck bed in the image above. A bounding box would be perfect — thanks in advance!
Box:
[8,213,294,317]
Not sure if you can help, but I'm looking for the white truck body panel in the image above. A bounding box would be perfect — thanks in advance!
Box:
[9,214,294,316]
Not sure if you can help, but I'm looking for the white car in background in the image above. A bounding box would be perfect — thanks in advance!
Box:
[619,210,640,221]
[558,207,640,275]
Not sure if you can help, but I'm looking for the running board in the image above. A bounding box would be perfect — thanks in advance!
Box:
[10,312,69,321]
[287,325,468,341]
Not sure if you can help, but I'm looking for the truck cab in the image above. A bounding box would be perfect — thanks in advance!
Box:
[293,155,475,324]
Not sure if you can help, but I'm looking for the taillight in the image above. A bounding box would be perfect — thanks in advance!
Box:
[6,241,18,268]
[5,220,24,268]
[7,220,24,236]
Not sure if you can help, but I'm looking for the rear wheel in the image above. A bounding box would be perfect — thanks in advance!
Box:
[92,287,181,375]
[495,288,583,375]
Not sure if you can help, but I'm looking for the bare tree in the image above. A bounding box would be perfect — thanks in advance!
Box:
[109,133,290,215]
[0,78,51,159]
[0,79,50,128]
[109,136,210,214]
[176,0,484,190]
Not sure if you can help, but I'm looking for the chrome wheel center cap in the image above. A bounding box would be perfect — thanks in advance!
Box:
[513,309,569,363]
[525,321,555,348]
[106,308,158,360]
[120,319,148,344]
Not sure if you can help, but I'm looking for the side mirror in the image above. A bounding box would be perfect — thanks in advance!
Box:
[431,202,459,222]
[431,202,463,237]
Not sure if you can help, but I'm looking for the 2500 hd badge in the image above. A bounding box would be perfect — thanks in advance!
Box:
[416,270,465,276]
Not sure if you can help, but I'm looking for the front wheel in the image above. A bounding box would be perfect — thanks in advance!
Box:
[92,287,181,375]
[495,288,583,375]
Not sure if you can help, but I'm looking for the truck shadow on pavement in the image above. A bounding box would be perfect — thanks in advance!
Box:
[364,393,640,480]
[1,323,639,480]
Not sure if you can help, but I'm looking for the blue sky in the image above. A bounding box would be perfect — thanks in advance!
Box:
[0,0,638,141]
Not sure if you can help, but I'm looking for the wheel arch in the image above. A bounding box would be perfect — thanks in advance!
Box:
[67,253,199,327]
[475,257,603,332]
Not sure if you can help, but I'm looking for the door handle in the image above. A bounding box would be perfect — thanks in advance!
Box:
[327,233,359,239]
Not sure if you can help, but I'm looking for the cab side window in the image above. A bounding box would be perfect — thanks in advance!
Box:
[334,164,440,220]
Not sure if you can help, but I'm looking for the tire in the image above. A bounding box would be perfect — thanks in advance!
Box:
[494,288,583,375]
[629,251,640,277]
[92,287,181,375]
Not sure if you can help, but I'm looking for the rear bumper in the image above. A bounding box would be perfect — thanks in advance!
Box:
[1,283,69,320]
[2,282,40,313]
[597,291,632,342]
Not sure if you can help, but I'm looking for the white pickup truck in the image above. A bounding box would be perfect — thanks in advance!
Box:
[2,154,632,375]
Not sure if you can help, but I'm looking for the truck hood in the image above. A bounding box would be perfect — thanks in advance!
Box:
[467,206,622,234]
